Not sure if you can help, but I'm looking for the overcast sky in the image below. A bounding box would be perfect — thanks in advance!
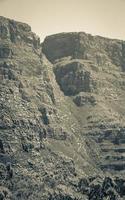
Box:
[0,0,124,41]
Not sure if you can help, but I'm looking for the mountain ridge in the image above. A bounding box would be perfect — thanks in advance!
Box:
[0,16,125,200]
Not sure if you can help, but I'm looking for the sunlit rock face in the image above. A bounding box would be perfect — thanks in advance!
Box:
[1,16,125,199]
[0,16,40,48]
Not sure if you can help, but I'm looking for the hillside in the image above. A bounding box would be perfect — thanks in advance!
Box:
[0,16,125,200]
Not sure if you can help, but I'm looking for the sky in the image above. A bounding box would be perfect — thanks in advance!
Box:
[0,0,125,42]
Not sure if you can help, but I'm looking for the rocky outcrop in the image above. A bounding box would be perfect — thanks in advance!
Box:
[0,43,12,59]
[73,93,96,107]
[54,60,93,96]
[42,32,125,69]
[0,16,40,48]
[78,176,124,200]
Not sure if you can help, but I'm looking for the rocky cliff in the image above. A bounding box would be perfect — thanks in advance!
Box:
[0,16,125,200]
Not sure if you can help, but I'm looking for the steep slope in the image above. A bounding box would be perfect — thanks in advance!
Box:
[43,33,125,199]
[0,17,96,200]
[0,16,125,200]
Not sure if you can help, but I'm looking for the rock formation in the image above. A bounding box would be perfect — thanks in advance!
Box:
[0,16,125,199]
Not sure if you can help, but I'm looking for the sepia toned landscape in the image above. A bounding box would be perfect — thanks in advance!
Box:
[0,15,125,199]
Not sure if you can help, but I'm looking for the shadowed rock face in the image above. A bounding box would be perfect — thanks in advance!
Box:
[54,61,92,96]
[42,32,125,69]
[1,16,125,199]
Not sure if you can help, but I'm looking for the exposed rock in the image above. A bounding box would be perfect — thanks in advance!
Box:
[0,16,40,49]
[42,32,125,69]
[0,140,5,154]
[54,60,93,95]
[0,44,12,59]
[6,162,13,179]
[1,16,125,200]
[0,187,12,200]
[0,163,6,180]
[42,33,77,62]
[73,93,96,106]
[77,176,123,200]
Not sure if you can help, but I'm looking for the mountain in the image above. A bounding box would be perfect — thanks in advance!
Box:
[0,16,125,199]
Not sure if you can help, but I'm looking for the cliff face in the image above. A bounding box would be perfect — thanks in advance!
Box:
[1,16,125,200]
[42,32,125,68]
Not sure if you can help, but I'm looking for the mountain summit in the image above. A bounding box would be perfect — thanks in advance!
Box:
[0,16,125,200]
